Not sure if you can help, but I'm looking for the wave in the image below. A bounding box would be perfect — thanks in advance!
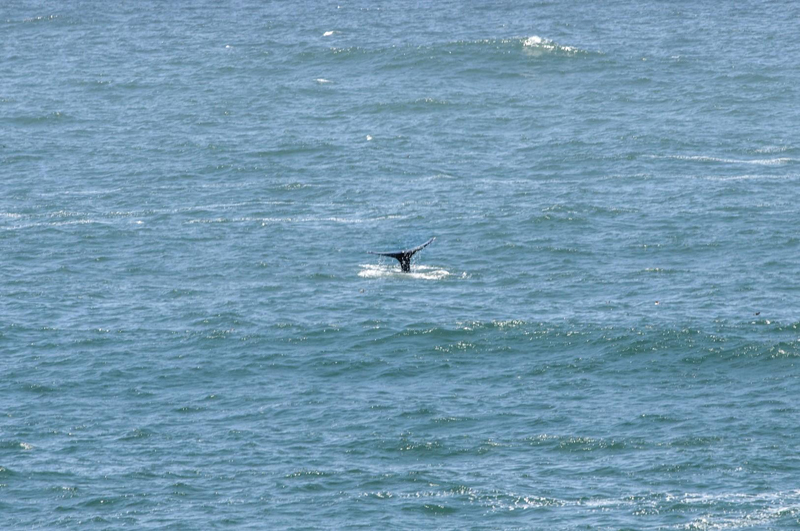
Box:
[186,214,405,225]
[353,485,800,528]
[438,35,591,55]
[22,15,60,23]
[751,145,792,154]
[698,173,800,182]
[316,35,594,63]
[522,35,588,56]
[1,219,105,231]
[681,155,792,165]
[0,441,34,451]
[445,35,593,57]
[652,154,794,165]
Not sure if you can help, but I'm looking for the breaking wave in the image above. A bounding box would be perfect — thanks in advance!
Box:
[522,35,589,56]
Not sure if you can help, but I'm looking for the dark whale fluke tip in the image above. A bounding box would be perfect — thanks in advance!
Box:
[368,237,435,272]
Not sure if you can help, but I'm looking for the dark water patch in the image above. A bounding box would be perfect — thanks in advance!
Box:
[19,382,58,394]
[174,406,207,414]
[119,428,154,441]
[170,481,204,497]
[527,435,632,453]
[5,111,75,125]
[412,503,458,515]
[636,413,683,425]
[669,435,723,448]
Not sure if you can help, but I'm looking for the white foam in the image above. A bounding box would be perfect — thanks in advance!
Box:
[189,215,404,225]
[23,15,58,23]
[699,174,800,182]
[315,78,332,84]
[522,35,582,55]
[754,146,789,154]
[479,488,800,527]
[358,264,451,280]
[323,31,336,37]
[523,35,545,46]
[2,219,104,231]
[656,154,793,165]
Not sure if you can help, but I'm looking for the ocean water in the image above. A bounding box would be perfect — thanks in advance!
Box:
[3,0,800,528]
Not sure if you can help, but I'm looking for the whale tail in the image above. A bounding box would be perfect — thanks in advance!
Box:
[368,237,435,272]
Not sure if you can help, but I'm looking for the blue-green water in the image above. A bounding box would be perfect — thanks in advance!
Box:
[3,1,800,528]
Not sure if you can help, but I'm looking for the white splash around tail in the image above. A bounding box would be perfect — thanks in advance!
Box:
[358,264,450,280]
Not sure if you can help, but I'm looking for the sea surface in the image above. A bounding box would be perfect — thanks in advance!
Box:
[3,1,800,529]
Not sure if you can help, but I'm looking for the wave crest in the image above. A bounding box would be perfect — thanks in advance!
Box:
[522,35,587,56]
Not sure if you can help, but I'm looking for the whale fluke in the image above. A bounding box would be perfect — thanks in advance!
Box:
[368,237,435,272]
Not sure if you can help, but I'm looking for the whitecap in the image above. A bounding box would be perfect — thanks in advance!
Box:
[699,174,800,182]
[23,15,58,23]
[754,146,785,153]
[3,219,104,231]
[522,35,584,56]
[656,154,793,165]
[315,78,332,84]
[523,35,547,47]
[191,215,397,225]
[690,155,791,165]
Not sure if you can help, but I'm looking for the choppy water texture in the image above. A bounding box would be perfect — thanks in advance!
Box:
[3,1,800,528]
